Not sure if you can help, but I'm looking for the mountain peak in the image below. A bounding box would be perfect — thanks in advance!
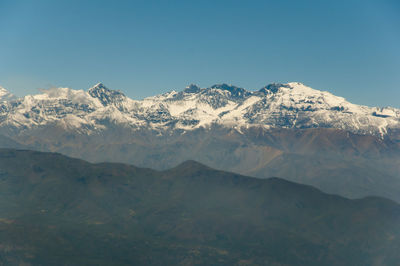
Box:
[258,82,332,98]
[89,82,108,92]
[177,160,209,168]
[287,82,306,87]
[210,84,249,98]
[168,160,212,175]
[0,81,398,138]
[211,83,240,91]
[88,83,126,106]
[184,84,202,93]
[0,86,17,101]
[259,83,290,94]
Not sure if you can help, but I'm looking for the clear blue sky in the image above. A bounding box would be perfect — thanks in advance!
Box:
[0,0,399,107]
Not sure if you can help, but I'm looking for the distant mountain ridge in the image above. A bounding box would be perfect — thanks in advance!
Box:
[0,82,399,138]
[0,86,16,102]
[0,149,400,265]
[1,82,400,203]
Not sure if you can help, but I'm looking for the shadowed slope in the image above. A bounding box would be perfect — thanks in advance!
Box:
[0,149,400,265]
[3,126,400,202]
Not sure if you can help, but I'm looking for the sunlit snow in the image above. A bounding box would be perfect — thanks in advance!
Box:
[0,82,398,137]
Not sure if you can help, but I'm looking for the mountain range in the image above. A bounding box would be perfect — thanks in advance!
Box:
[0,82,399,138]
[0,82,399,202]
[0,149,399,265]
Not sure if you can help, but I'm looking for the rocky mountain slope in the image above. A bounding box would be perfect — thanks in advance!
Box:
[0,82,399,138]
[0,82,399,202]
[1,149,400,265]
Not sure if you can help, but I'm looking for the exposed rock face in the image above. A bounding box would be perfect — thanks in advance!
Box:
[1,82,400,202]
[0,82,399,138]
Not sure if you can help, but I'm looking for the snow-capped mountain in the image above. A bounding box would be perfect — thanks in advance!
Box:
[1,82,399,203]
[0,87,17,101]
[1,82,399,138]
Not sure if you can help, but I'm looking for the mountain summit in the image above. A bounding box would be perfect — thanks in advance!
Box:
[0,82,399,138]
[0,86,16,101]
[0,83,399,203]
[1,149,399,265]
[88,83,126,106]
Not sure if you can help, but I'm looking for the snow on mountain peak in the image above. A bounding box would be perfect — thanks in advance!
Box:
[92,82,105,88]
[184,84,202,93]
[0,86,17,101]
[89,82,111,93]
[0,82,399,138]
[0,86,9,94]
[210,84,250,98]
[258,83,289,94]
[88,83,126,106]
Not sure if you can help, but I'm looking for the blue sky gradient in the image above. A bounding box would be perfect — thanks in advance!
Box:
[0,0,399,107]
